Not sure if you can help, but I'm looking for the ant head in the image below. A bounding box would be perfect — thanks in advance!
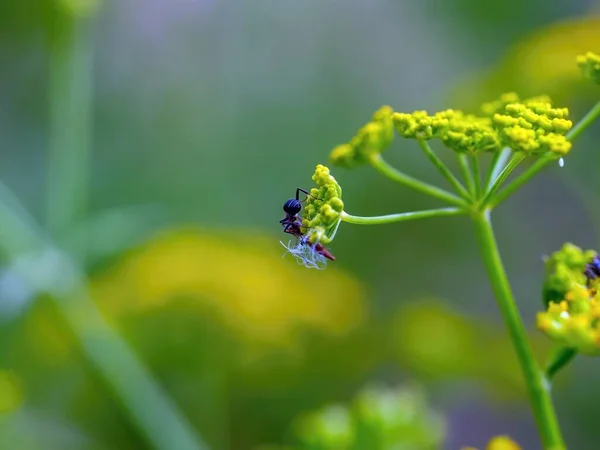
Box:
[283,198,302,215]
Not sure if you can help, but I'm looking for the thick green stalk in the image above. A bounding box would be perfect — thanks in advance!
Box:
[369,155,468,207]
[42,9,208,449]
[340,207,465,225]
[416,139,471,200]
[472,210,564,450]
[489,101,600,208]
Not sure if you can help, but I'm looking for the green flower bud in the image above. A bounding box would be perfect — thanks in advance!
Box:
[329,106,394,168]
[293,404,354,449]
[302,164,344,244]
[537,244,600,356]
[541,243,596,306]
[392,110,434,140]
[353,384,446,449]
[577,52,600,85]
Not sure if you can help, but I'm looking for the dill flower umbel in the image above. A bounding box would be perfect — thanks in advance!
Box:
[393,109,502,154]
[491,95,572,156]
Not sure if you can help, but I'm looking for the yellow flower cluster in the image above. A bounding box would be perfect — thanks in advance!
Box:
[537,243,600,355]
[577,51,600,85]
[541,243,596,306]
[491,94,573,156]
[462,435,521,450]
[393,109,502,154]
[329,106,394,168]
[302,165,344,244]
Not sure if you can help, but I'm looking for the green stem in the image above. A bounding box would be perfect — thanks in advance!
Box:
[487,156,550,209]
[566,100,600,141]
[484,147,512,191]
[47,12,93,239]
[340,207,465,225]
[42,8,207,449]
[480,152,526,208]
[457,154,476,196]
[369,154,468,208]
[416,139,471,200]
[472,211,564,450]
[545,347,577,381]
[470,154,481,198]
[489,101,600,208]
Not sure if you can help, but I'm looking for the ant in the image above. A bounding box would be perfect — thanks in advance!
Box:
[584,255,600,287]
[280,188,314,238]
[280,188,336,262]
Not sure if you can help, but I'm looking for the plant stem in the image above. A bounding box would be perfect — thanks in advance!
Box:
[43,8,207,449]
[47,12,93,239]
[416,139,471,200]
[480,152,526,207]
[566,100,600,141]
[545,347,577,381]
[472,210,564,450]
[488,101,600,208]
[484,147,512,192]
[369,154,468,208]
[457,154,476,196]
[470,154,481,198]
[340,207,465,225]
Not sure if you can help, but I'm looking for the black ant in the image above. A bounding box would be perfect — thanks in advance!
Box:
[279,188,336,261]
[280,188,315,238]
[584,255,600,287]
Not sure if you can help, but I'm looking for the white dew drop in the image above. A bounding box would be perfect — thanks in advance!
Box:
[558,157,565,168]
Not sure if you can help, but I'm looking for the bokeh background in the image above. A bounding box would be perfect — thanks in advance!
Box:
[1,1,600,449]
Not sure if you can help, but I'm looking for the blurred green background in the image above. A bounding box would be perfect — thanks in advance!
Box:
[1,1,600,449]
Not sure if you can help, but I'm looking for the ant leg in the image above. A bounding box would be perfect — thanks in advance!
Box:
[296,188,322,202]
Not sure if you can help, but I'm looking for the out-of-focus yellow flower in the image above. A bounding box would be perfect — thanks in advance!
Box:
[24,300,73,365]
[462,435,521,450]
[391,299,553,400]
[448,16,600,109]
[0,370,23,415]
[89,228,366,361]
